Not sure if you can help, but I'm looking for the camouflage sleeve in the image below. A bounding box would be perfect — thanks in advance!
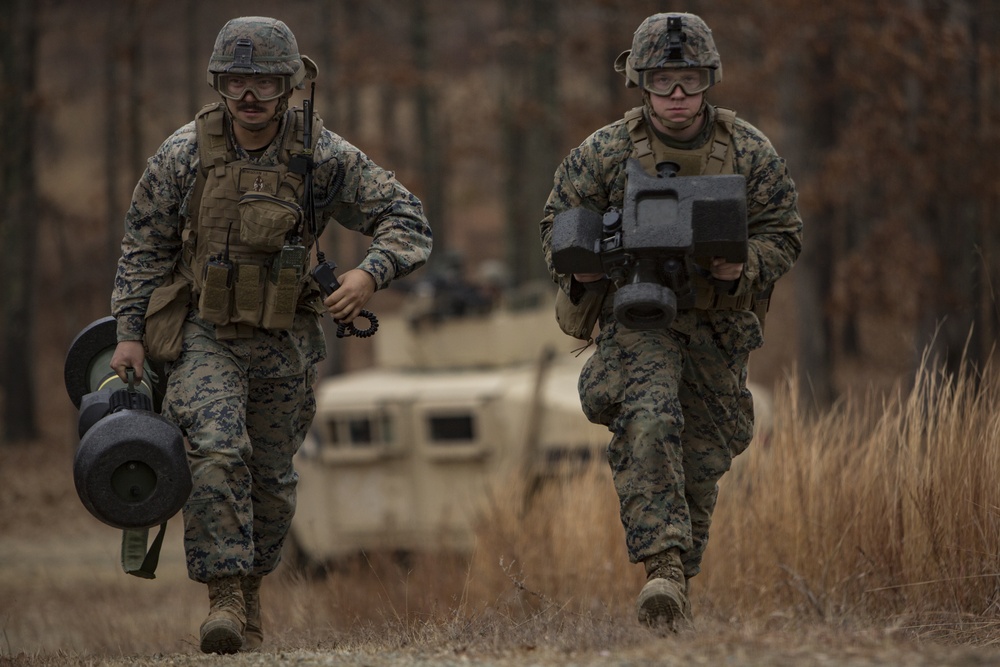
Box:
[541,115,800,301]
[314,131,432,290]
[110,123,199,341]
[731,118,803,296]
[539,121,631,294]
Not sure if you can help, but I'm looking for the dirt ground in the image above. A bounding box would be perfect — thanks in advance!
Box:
[3,429,1000,666]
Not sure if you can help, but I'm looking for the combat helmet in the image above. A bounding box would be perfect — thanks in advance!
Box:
[206,16,318,97]
[614,13,722,90]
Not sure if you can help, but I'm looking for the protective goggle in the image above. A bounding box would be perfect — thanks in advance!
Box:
[639,67,713,96]
[214,73,289,102]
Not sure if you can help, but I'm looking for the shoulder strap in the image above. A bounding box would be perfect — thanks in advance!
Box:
[624,106,657,175]
[282,107,324,158]
[182,104,228,249]
[714,106,737,130]
[195,103,229,179]
[121,523,168,579]
[705,107,736,175]
[625,105,738,176]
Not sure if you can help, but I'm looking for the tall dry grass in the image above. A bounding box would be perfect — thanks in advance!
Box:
[701,355,1000,640]
[5,353,1000,664]
[456,352,1000,643]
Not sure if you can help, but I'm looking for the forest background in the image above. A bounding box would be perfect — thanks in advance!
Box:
[2,0,1000,663]
[1,0,999,440]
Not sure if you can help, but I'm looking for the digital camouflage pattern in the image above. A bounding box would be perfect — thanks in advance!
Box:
[207,16,316,84]
[111,106,431,583]
[112,109,432,349]
[615,13,723,88]
[164,322,317,581]
[540,105,800,300]
[581,312,758,577]
[539,104,801,576]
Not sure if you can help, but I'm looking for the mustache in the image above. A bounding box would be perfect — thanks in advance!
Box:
[237,102,267,113]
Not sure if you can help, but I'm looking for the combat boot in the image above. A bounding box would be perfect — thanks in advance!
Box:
[199,576,246,654]
[636,548,691,629]
[239,575,264,652]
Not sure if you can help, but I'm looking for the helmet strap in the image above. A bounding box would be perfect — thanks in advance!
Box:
[273,95,290,120]
[644,91,708,131]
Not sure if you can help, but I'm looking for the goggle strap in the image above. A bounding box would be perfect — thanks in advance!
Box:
[215,74,287,102]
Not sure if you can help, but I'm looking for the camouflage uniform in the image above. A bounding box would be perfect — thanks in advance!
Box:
[539,16,801,586]
[111,28,432,587]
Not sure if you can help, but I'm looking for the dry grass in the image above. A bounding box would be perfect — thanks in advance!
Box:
[3,353,1000,664]
[704,353,1000,642]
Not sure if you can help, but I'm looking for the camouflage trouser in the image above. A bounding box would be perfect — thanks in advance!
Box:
[579,310,760,578]
[163,323,317,584]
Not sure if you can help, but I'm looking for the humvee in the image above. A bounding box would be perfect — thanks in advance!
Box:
[288,282,771,568]
[288,283,610,567]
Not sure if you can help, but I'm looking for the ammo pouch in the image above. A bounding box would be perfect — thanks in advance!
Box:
[262,244,308,330]
[555,281,609,342]
[183,104,320,333]
[237,192,304,251]
[752,284,773,331]
[193,189,307,329]
[691,280,773,332]
[195,253,306,331]
[144,277,191,363]
[232,263,265,325]
[197,259,233,326]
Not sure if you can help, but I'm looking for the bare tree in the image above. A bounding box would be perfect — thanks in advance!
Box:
[185,0,200,117]
[125,0,144,180]
[412,0,447,253]
[788,7,843,408]
[970,0,1000,359]
[105,4,124,278]
[0,0,39,441]
[766,0,1000,397]
[926,0,1000,373]
[501,0,560,287]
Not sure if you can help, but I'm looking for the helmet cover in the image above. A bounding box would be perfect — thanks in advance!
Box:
[614,13,722,89]
[206,16,317,90]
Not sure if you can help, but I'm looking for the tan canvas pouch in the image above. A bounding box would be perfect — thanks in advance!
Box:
[144,279,191,363]
[555,282,608,341]
[237,192,303,251]
[197,261,233,325]
[231,262,265,325]
[262,269,300,330]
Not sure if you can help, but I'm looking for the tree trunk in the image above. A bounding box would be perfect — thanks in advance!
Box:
[911,0,987,375]
[522,0,560,284]
[412,0,447,254]
[125,0,143,179]
[973,0,1000,360]
[500,0,528,285]
[502,0,560,287]
[0,0,39,442]
[105,3,123,278]
[789,17,839,408]
[320,0,339,131]
[185,0,200,117]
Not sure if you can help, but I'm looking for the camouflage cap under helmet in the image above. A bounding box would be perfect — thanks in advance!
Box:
[206,16,318,89]
[614,13,722,89]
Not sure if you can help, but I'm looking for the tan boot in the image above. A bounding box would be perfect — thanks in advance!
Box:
[199,576,246,654]
[636,548,691,629]
[239,575,264,652]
